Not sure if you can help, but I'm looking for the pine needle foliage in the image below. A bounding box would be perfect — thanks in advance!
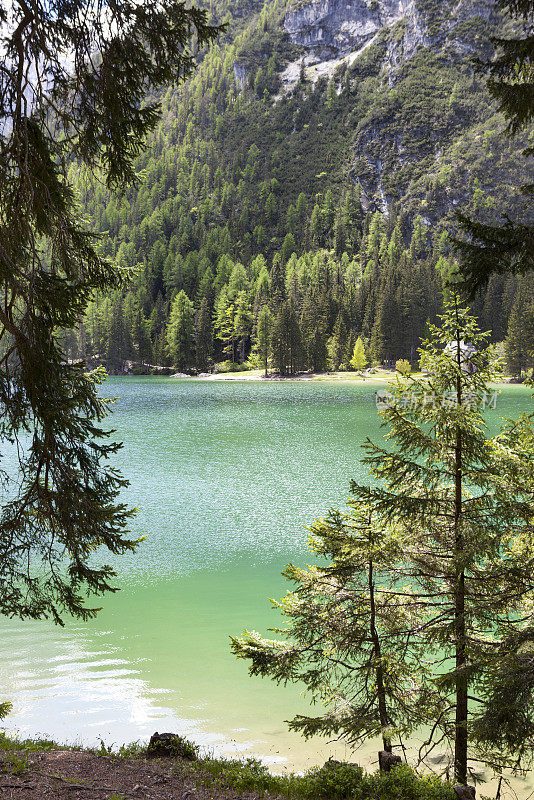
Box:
[354,297,534,783]
[487,0,534,137]
[0,0,219,622]
[231,501,439,757]
[456,0,534,294]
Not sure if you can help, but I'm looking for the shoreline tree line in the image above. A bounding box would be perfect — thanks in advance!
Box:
[65,210,533,377]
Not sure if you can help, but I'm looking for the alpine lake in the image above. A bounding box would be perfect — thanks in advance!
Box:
[0,378,532,790]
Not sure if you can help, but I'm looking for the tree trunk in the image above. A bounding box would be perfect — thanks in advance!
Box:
[454,364,468,785]
[368,557,391,754]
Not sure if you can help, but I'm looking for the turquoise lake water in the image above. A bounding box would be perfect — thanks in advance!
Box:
[0,378,532,780]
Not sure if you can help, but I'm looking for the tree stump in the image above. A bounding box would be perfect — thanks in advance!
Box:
[454,785,476,800]
[378,751,402,773]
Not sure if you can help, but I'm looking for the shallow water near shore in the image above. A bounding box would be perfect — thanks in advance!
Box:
[0,379,532,791]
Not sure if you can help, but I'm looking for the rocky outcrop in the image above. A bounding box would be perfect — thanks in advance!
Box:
[285,0,378,59]
[233,61,249,89]
[283,0,494,64]
[283,0,409,60]
[278,0,497,218]
[281,0,495,216]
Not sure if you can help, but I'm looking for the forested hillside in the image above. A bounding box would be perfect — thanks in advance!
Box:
[66,0,534,375]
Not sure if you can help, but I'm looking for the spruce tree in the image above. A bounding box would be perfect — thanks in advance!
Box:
[328,311,347,371]
[233,297,534,789]
[132,309,153,367]
[234,291,253,364]
[271,301,303,376]
[256,305,273,377]
[231,502,433,758]
[214,288,236,363]
[301,291,328,372]
[196,297,213,372]
[281,233,297,266]
[505,302,529,377]
[166,290,196,370]
[354,297,534,785]
[504,276,534,377]
[269,254,286,307]
[106,295,130,372]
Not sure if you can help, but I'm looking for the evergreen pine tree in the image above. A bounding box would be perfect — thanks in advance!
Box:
[505,302,529,377]
[256,305,273,377]
[281,233,297,266]
[106,295,129,372]
[233,297,534,790]
[132,308,153,366]
[231,502,433,758]
[342,329,356,371]
[214,288,236,363]
[301,290,328,372]
[271,301,303,375]
[0,0,218,623]
[328,311,347,371]
[354,297,534,785]
[269,253,286,307]
[504,274,534,377]
[350,337,367,372]
[234,291,253,364]
[167,290,196,370]
[196,297,213,371]
[456,0,534,292]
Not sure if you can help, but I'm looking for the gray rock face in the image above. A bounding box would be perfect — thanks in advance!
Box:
[233,61,249,89]
[284,0,409,59]
[283,0,493,61]
[284,0,379,58]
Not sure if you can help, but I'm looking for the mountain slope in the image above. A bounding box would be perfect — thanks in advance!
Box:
[67,0,534,374]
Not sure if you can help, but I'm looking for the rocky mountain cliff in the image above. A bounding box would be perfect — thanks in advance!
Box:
[264,0,501,213]
[282,0,494,64]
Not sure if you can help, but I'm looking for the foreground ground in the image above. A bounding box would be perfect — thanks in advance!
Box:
[0,746,201,800]
[0,733,459,800]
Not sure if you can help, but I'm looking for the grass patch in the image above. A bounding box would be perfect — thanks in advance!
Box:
[214,361,255,373]
[0,731,71,754]
[90,738,149,761]
[189,753,457,800]
[0,751,31,775]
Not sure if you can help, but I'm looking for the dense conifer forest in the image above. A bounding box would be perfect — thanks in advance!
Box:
[63,0,534,376]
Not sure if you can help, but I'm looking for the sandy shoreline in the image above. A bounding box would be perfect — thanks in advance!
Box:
[169,369,515,385]
[176,369,406,382]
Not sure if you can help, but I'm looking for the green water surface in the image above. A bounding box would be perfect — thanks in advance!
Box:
[0,379,531,778]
